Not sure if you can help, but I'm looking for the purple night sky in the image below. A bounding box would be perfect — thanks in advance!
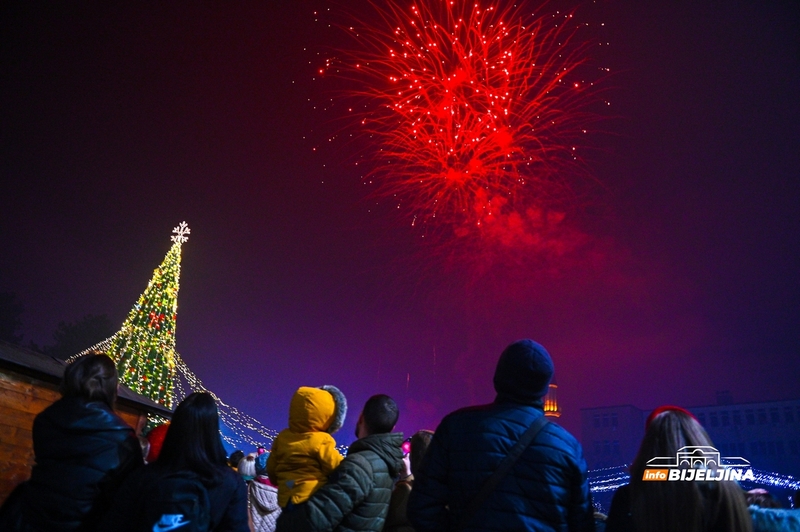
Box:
[1,0,798,445]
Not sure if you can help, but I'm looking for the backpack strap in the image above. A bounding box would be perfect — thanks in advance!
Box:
[457,415,550,530]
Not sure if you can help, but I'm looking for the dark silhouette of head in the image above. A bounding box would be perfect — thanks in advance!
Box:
[359,394,399,436]
[60,353,119,408]
[493,339,554,405]
[228,449,245,469]
[409,429,434,477]
[746,489,781,509]
[157,392,227,482]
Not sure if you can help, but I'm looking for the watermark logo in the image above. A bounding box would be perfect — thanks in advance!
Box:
[642,445,754,482]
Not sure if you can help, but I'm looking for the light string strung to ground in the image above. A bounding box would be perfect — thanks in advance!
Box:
[173,352,279,449]
[68,222,280,450]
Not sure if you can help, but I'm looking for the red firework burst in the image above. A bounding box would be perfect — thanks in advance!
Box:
[324,0,604,243]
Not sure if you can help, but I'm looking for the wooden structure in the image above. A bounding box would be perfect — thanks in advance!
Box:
[0,341,172,505]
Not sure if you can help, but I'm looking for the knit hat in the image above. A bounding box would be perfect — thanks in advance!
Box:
[493,339,554,404]
[255,450,269,477]
[238,453,257,481]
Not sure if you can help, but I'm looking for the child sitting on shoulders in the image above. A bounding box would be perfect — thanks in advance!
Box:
[267,385,347,508]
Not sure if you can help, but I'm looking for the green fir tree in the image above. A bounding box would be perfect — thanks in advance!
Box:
[77,222,190,408]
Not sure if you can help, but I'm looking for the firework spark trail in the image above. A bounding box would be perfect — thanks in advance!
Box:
[323,0,604,244]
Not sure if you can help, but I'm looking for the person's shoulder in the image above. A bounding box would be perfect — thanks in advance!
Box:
[204,465,247,503]
[339,447,376,474]
[307,430,337,445]
[120,461,160,488]
[83,400,135,431]
[218,463,244,485]
[538,420,583,452]
[439,402,497,426]
[540,418,577,439]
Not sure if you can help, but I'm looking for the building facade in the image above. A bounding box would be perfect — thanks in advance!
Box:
[581,397,800,477]
[580,405,644,470]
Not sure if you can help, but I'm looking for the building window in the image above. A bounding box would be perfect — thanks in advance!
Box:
[785,407,794,424]
[602,414,609,428]
[611,413,618,429]
[721,411,730,427]
[603,440,610,454]
[770,408,780,424]
[593,414,600,428]
[710,412,719,427]
[758,409,767,424]
[733,411,742,425]
[746,410,755,425]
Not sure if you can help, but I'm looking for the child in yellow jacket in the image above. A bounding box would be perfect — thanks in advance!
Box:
[267,385,347,507]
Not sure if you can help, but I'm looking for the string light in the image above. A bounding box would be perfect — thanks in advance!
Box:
[71,223,188,409]
[173,352,279,448]
[70,223,280,449]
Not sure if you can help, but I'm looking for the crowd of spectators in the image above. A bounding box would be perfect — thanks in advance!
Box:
[1,342,799,531]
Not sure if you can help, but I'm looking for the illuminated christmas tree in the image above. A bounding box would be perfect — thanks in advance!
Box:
[74,222,190,408]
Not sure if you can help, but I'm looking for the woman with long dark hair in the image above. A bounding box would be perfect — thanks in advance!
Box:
[100,392,249,531]
[12,353,143,531]
[605,406,752,532]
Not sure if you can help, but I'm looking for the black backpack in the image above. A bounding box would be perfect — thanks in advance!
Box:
[140,471,211,532]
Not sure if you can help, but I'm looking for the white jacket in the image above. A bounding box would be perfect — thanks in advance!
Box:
[249,478,281,532]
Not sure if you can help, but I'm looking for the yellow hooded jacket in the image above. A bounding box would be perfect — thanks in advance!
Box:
[267,387,344,507]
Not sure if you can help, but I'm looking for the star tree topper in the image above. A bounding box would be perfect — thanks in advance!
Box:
[171,221,190,243]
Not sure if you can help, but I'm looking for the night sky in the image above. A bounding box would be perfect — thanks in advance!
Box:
[2,0,799,445]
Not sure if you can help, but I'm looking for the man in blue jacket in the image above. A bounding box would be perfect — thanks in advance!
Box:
[408,339,595,531]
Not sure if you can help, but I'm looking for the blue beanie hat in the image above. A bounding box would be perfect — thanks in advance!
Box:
[493,339,554,404]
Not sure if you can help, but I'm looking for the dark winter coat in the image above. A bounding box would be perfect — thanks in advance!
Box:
[407,401,594,532]
[20,396,143,532]
[97,461,249,532]
[604,484,634,532]
[384,477,414,532]
[275,432,404,532]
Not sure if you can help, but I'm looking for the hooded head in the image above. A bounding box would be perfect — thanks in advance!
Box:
[288,385,347,434]
[493,339,554,405]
